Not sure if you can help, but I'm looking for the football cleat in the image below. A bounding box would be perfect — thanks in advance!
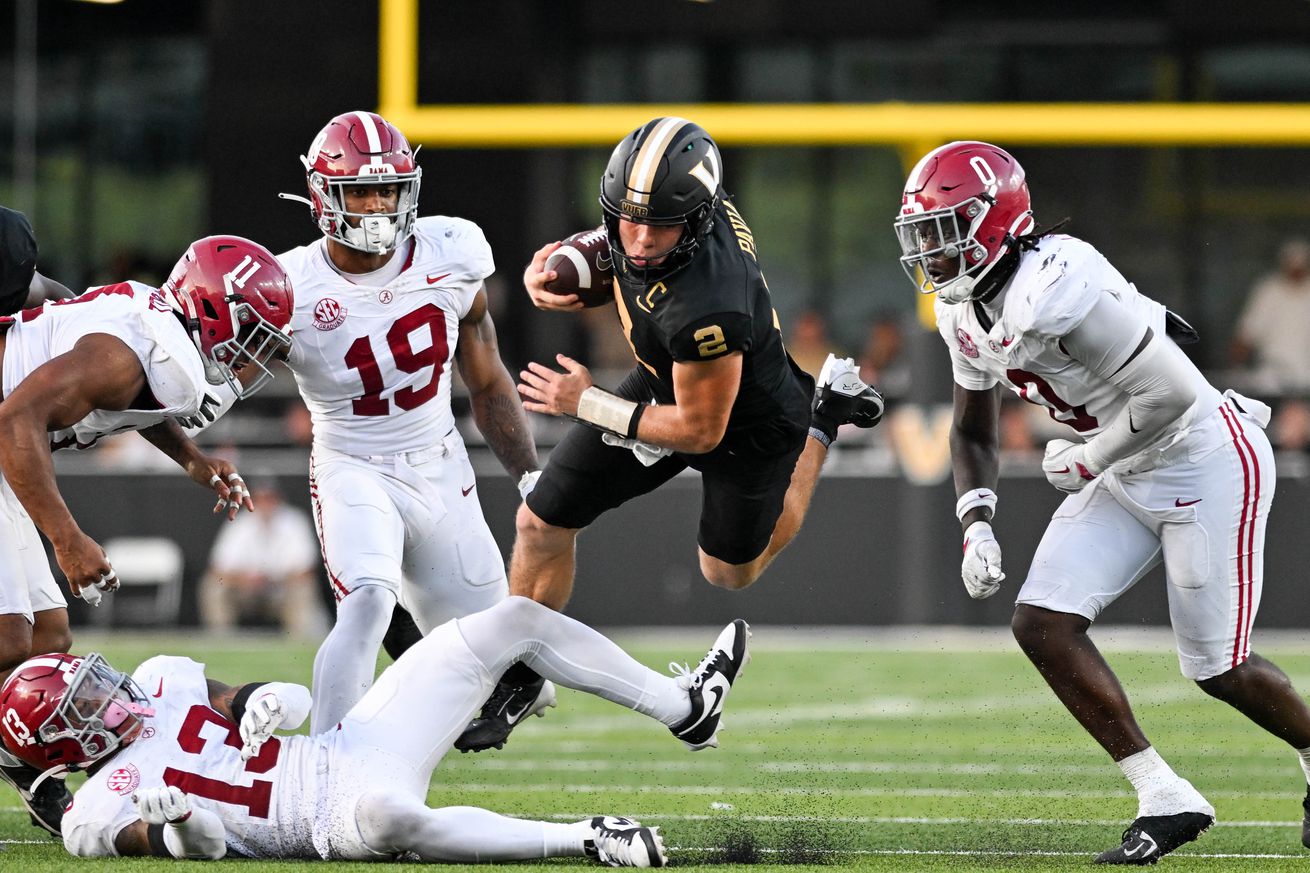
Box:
[1094,811,1214,865]
[583,816,667,868]
[0,760,71,837]
[812,354,885,431]
[669,619,750,751]
[1301,785,1309,849]
[453,672,557,753]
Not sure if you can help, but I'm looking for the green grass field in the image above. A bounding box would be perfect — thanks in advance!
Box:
[2,628,1308,872]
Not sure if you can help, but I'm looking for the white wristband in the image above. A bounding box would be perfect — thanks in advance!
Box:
[576,387,640,437]
[955,488,997,522]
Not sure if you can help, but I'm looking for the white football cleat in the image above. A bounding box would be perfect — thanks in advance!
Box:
[669,619,751,751]
[583,816,667,867]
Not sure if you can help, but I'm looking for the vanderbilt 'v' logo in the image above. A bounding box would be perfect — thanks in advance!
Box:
[689,150,720,195]
[886,404,955,485]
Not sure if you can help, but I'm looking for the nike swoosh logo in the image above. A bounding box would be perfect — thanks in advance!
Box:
[1123,833,1157,858]
[502,695,537,724]
[461,484,475,496]
[681,676,728,735]
[1175,498,1202,507]
[427,273,451,285]
[1000,336,1015,347]
[153,678,164,698]
[1129,411,1141,434]
[1051,466,1070,474]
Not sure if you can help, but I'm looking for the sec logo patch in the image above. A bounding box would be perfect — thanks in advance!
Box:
[313,298,347,331]
[106,764,140,795]
[956,328,980,359]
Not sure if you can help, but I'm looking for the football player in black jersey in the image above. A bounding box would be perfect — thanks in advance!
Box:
[454,117,884,753]
[0,206,74,314]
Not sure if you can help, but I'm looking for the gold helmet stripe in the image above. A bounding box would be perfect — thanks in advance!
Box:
[626,117,691,207]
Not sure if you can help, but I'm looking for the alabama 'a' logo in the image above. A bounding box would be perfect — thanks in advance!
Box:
[956,328,980,359]
[106,764,141,795]
[312,298,347,331]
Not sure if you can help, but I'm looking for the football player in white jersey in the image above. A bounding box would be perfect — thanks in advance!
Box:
[898,141,1310,863]
[0,234,294,836]
[277,111,542,736]
[0,597,751,866]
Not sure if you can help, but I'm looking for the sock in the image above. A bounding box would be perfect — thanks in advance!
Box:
[1118,747,1211,817]
[1296,746,1310,787]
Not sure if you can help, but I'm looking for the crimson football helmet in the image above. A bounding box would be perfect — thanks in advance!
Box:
[163,236,294,399]
[284,111,422,255]
[894,141,1035,304]
[0,653,152,772]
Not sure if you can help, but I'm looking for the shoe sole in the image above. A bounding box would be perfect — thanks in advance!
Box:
[682,623,751,752]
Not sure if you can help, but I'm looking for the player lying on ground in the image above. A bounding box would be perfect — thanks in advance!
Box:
[899,139,1310,863]
[0,596,750,866]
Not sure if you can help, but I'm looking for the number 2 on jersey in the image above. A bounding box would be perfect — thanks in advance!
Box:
[344,304,449,416]
[1006,368,1099,432]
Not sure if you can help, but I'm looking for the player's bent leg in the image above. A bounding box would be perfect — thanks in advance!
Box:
[1011,605,1153,760]
[310,584,397,734]
[507,502,580,610]
[354,791,665,866]
[1196,654,1310,747]
[458,598,749,751]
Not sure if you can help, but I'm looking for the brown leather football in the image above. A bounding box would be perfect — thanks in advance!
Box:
[544,227,614,307]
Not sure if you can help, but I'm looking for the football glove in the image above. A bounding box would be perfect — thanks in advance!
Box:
[601,433,673,467]
[961,521,1005,600]
[1042,438,1100,493]
[133,785,192,825]
[239,691,287,762]
[174,392,224,430]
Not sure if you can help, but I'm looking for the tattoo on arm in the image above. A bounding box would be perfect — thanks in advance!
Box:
[473,392,539,480]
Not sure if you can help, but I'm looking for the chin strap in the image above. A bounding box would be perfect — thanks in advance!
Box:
[28,764,70,798]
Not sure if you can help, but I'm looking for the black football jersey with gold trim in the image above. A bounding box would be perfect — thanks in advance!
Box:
[613,198,811,455]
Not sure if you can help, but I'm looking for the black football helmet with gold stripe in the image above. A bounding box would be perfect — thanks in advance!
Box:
[600,117,723,284]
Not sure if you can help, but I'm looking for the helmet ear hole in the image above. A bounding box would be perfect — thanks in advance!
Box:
[201,299,219,320]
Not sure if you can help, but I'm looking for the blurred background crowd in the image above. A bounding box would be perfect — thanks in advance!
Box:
[4,0,1310,628]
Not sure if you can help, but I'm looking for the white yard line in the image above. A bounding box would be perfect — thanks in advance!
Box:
[436,782,1300,800]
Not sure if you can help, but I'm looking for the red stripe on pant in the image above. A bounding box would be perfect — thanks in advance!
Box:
[1218,405,1258,668]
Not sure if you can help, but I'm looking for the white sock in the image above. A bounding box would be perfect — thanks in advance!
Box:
[1296,746,1310,787]
[1118,747,1212,818]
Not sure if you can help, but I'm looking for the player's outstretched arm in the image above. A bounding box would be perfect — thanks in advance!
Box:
[138,419,254,520]
[456,288,540,481]
[0,334,144,596]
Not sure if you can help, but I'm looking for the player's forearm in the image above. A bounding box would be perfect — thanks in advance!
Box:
[0,414,81,546]
[471,386,539,479]
[950,385,1001,533]
[635,403,727,454]
[1081,338,1195,472]
[160,806,227,860]
[140,420,205,471]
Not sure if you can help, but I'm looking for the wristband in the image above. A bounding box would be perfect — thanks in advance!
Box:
[576,387,642,438]
[955,488,997,522]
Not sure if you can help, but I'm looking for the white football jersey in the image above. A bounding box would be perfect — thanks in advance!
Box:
[0,281,209,451]
[62,656,326,859]
[936,236,1222,459]
[279,216,494,456]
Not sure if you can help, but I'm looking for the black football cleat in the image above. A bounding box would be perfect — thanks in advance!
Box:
[583,815,667,867]
[1301,785,1309,849]
[0,760,71,837]
[454,667,556,753]
[1094,811,1214,865]
[669,619,751,751]
[813,354,885,431]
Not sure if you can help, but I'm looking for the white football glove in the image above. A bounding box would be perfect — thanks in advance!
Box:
[601,433,674,466]
[134,785,192,825]
[239,691,287,762]
[1042,438,1100,493]
[961,521,1005,600]
[517,470,541,500]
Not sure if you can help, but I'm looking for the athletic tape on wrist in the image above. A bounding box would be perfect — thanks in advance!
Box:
[955,488,997,522]
[577,387,642,438]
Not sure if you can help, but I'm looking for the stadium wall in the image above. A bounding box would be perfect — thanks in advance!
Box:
[58,471,1310,631]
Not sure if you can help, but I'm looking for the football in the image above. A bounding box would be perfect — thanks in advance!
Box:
[544,227,614,308]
